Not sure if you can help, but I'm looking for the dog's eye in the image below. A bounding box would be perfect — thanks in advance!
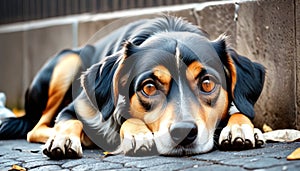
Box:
[200,76,216,93]
[142,83,157,96]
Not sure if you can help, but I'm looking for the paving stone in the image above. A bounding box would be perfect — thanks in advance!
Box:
[29,165,62,171]
[0,159,16,164]
[124,157,178,168]
[104,168,140,171]
[12,144,42,152]
[184,165,246,171]
[227,146,275,158]
[142,161,208,171]
[265,163,300,171]
[62,158,102,168]
[82,149,104,158]
[71,162,123,171]
[0,150,9,156]
[191,150,238,162]
[194,143,299,163]
[0,160,21,168]
[15,155,49,162]
[0,166,11,171]
[22,160,64,169]
[103,155,157,164]
[262,143,300,159]
[0,151,33,159]
[219,156,261,166]
[1,140,300,171]
[242,158,294,170]
[1,140,41,150]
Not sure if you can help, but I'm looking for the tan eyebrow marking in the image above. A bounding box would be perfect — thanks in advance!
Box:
[187,61,204,80]
[153,65,171,84]
[153,65,171,93]
[186,61,204,91]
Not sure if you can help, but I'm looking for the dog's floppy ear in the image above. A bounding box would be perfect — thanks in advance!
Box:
[212,37,265,119]
[81,51,122,121]
[228,49,265,119]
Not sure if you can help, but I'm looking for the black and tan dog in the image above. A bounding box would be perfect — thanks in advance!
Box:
[0,16,265,159]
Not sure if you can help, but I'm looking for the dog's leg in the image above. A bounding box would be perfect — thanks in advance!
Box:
[219,113,265,150]
[117,118,157,156]
[27,53,82,143]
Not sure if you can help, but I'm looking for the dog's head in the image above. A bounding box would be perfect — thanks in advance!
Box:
[80,17,265,155]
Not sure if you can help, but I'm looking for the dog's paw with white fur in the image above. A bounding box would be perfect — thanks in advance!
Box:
[116,118,157,156]
[219,123,265,150]
[43,134,83,159]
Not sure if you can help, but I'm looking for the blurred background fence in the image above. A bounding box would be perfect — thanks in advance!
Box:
[0,0,211,24]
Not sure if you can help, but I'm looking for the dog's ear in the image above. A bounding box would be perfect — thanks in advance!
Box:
[112,41,140,97]
[212,37,265,119]
[81,52,121,121]
[228,49,265,119]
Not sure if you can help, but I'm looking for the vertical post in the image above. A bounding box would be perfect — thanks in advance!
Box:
[72,20,78,48]
[296,0,300,129]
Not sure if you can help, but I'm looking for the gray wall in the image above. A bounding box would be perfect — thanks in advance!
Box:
[0,0,299,130]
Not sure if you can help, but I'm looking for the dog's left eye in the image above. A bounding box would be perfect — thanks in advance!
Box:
[142,82,157,96]
[200,76,216,93]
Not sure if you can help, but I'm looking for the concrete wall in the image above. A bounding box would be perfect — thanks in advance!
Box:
[0,0,298,130]
[236,1,297,130]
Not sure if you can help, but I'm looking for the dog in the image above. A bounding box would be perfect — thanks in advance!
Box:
[0,16,266,159]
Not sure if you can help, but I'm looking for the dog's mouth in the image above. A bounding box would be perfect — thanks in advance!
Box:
[157,141,213,156]
[163,144,199,156]
[154,135,213,156]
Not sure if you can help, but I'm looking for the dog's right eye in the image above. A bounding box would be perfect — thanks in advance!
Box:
[199,75,217,93]
[142,82,157,96]
[201,78,215,93]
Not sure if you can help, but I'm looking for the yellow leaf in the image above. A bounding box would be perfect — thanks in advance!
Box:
[287,147,300,160]
[263,123,273,133]
[10,164,27,171]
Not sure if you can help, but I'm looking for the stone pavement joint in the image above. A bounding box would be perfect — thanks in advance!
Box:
[0,140,300,170]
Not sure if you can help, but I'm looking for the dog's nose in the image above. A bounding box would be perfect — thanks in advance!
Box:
[170,121,198,146]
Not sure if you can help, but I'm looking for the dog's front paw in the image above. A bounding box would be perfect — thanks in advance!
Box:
[218,114,265,150]
[43,134,82,159]
[117,119,157,156]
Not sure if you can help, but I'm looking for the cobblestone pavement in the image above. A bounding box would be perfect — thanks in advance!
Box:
[0,140,300,171]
